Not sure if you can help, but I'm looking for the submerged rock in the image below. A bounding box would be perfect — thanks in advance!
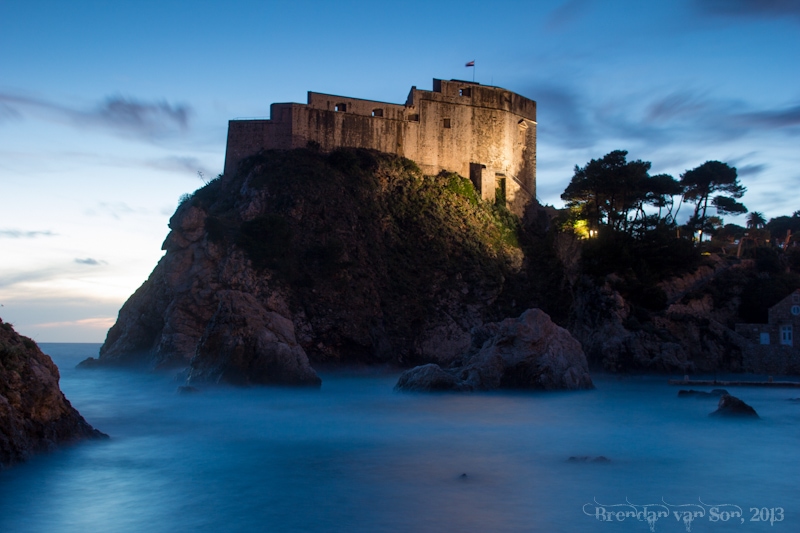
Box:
[709,394,759,418]
[678,389,729,398]
[0,319,106,469]
[568,456,611,463]
[396,309,593,392]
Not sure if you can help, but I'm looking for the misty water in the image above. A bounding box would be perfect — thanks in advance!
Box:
[1,344,798,532]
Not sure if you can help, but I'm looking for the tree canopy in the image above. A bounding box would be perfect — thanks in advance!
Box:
[680,161,747,234]
[561,150,681,236]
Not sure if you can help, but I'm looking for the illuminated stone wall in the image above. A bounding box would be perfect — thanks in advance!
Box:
[224,79,537,214]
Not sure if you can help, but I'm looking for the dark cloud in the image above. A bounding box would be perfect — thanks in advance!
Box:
[146,155,214,178]
[0,229,56,238]
[695,0,800,18]
[735,105,800,129]
[737,163,768,176]
[527,81,800,153]
[545,0,592,31]
[524,83,597,148]
[0,92,191,140]
[646,92,714,121]
[74,258,107,266]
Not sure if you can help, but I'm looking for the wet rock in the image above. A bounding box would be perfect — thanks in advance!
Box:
[394,364,459,392]
[709,394,759,418]
[1,319,106,469]
[678,389,729,398]
[396,309,593,392]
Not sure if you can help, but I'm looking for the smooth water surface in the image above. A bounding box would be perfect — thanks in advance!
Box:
[1,343,798,532]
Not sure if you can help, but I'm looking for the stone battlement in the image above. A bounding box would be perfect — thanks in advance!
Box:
[224,79,537,214]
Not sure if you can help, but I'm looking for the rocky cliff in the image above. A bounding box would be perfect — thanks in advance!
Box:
[567,255,779,374]
[1,319,105,469]
[89,149,535,384]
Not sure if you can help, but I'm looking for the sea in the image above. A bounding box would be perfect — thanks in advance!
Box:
[0,343,797,533]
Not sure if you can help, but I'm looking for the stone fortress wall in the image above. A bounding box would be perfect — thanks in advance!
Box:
[224,79,537,215]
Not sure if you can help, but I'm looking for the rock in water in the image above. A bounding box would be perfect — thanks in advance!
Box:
[709,394,759,418]
[187,291,321,387]
[394,363,459,392]
[678,389,729,398]
[0,319,106,469]
[396,308,593,392]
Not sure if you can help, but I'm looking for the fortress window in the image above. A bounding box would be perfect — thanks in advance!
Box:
[459,88,471,97]
[372,108,383,117]
[443,118,451,128]
[407,114,419,122]
[335,103,347,112]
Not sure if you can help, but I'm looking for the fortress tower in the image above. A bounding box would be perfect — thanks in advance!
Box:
[224,79,536,215]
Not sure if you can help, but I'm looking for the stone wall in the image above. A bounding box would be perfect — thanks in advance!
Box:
[742,343,800,375]
[223,79,537,215]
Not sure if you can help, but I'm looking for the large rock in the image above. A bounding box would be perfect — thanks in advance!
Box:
[396,308,593,392]
[187,291,320,387]
[1,319,106,469]
[710,394,759,418]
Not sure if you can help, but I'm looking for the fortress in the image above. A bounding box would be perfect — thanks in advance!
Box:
[224,79,537,215]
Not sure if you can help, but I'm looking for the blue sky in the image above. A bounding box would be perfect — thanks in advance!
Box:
[1,0,799,342]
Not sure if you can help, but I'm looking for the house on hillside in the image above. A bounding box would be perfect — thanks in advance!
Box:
[736,289,800,374]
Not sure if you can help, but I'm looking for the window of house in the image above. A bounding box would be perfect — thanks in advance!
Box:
[372,109,383,117]
[760,332,770,345]
[780,325,793,346]
[459,88,471,97]
[792,305,800,316]
[335,103,347,112]
[443,118,451,128]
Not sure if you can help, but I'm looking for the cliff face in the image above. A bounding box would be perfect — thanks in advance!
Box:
[569,257,758,374]
[0,319,105,469]
[94,149,526,383]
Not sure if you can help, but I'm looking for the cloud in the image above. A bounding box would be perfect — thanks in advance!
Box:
[0,268,61,289]
[525,83,597,148]
[146,155,214,179]
[735,105,800,129]
[0,92,191,140]
[75,258,107,266]
[0,229,56,238]
[83,201,142,219]
[35,317,116,330]
[737,163,767,176]
[545,0,592,31]
[695,0,800,19]
[582,87,800,149]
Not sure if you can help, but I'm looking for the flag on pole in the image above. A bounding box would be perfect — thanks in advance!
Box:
[465,60,475,67]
